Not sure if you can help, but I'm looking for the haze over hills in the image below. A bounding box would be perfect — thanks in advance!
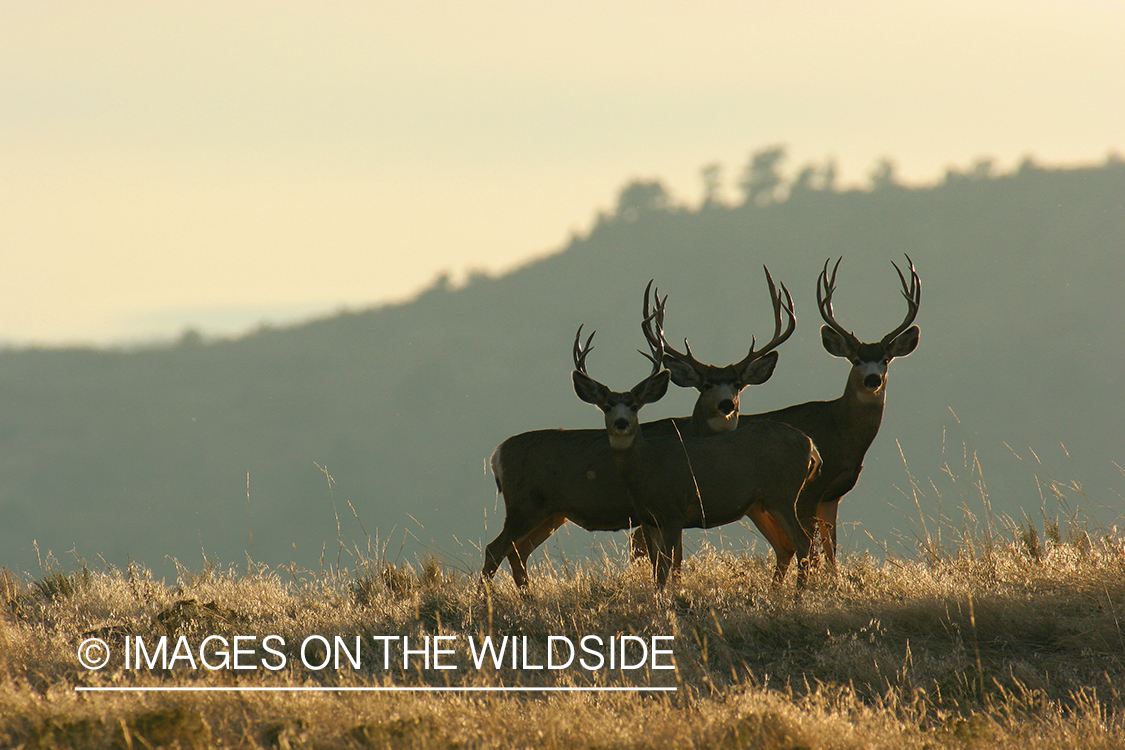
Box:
[2,153,1122,578]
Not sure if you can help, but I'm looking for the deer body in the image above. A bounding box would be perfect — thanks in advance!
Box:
[484,415,714,587]
[631,257,921,581]
[569,325,819,589]
[741,257,921,576]
[484,270,801,587]
[608,418,820,588]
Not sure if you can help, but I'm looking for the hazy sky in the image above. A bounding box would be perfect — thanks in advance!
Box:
[2,1,1122,344]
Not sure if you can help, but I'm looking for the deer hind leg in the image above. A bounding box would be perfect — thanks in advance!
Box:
[507,514,567,588]
[483,510,544,587]
[482,530,513,581]
[759,499,814,590]
[816,498,841,574]
[745,506,796,585]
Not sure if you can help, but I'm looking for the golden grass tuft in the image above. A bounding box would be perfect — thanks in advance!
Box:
[0,514,1123,748]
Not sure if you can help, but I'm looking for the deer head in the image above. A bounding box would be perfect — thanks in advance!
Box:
[641,268,795,432]
[818,255,921,403]
[571,322,670,451]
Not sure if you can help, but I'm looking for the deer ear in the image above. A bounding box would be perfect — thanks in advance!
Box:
[820,325,853,359]
[738,351,778,386]
[664,359,702,389]
[633,370,670,406]
[886,325,919,358]
[572,370,609,406]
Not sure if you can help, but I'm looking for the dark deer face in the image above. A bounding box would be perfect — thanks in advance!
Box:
[818,256,921,403]
[662,355,778,432]
[642,270,794,432]
[821,327,919,400]
[571,325,670,450]
[573,369,670,449]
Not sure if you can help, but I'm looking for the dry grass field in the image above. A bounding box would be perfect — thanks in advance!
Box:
[0,509,1123,749]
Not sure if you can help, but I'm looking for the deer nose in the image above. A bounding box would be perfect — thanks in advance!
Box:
[863,373,882,390]
[718,399,736,416]
[613,418,630,432]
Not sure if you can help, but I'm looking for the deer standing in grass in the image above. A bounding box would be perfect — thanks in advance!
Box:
[622,275,807,581]
[749,256,921,578]
[571,320,820,588]
[481,271,805,588]
[634,257,922,580]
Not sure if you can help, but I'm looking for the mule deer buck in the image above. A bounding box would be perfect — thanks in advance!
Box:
[571,322,820,588]
[626,274,809,580]
[633,257,921,582]
[481,270,799,587]
[747,256,921,578]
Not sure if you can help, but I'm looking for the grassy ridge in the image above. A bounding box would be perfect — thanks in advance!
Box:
[1,517,1123,749]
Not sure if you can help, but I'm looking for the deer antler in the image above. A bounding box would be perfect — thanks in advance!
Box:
[638,295,665,378]
[643,268,794,375]
[731,266,796,372]
[572,325,595,375]
[817,257,861,349]
[880,254,921,346]
[642,280,707,373]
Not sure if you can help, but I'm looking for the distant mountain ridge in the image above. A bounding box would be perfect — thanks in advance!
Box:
[2,157,1122,577]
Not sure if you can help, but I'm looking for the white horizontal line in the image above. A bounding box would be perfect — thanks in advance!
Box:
[76,686,676,693]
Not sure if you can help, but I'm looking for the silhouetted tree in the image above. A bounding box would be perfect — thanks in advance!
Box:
[788,164,817,199]
[700,163,723,208]
[1016,155,1045,178]
[822,159,838,192]
[868,158,900,191]
[738,145,787,206]
[616,179,669,222]
[969,157,996,180]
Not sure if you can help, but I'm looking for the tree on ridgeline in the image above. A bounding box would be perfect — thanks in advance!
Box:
[700,162,724,208]
[616,179,670,222]
[738,145,787,207]
[868,157,901,191]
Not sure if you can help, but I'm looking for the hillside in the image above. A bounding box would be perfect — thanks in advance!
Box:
[1,156,1123,577]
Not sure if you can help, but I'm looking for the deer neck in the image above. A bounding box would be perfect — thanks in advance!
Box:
[838,373,886,448]
[608,428,651,489]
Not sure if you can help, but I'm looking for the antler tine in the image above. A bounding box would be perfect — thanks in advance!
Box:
[572,325,595,374]
[636,342,664,378]
[881,254,922,345]
[640,280,667,354]
[734,265,797,370]
[817,257,860,347]
[642,281,706,371]
[638,295,666,379]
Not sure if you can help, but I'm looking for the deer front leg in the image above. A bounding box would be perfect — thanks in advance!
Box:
[630,526,684,574]
[642,523,681,590]
[629,527,649,561]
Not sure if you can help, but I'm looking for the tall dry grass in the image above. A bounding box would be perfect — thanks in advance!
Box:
[0,504,1123,749]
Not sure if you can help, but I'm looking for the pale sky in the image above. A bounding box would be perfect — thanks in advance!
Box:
[2,1,1122,345]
